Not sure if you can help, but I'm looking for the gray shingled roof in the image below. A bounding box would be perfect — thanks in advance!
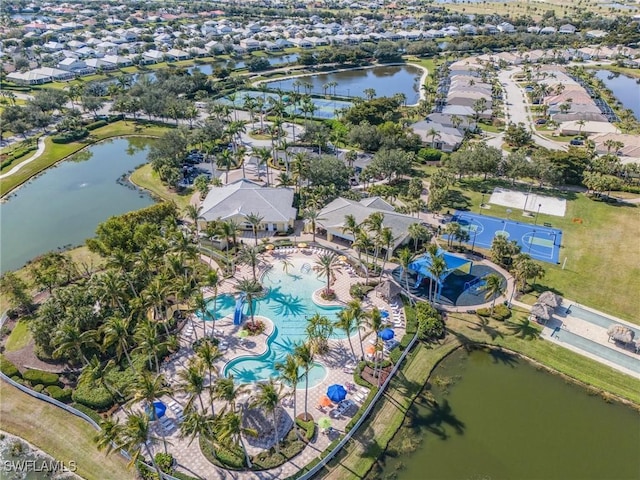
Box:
[318,197,418,248]
[200,179,296,223]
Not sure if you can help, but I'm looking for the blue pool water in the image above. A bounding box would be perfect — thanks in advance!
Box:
[210,258,346,387]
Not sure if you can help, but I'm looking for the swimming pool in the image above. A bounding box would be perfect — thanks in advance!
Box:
[209,258,346,387]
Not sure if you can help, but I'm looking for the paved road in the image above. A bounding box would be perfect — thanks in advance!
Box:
[498,68,567,152]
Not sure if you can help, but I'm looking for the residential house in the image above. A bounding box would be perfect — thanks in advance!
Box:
[559,24,577,34]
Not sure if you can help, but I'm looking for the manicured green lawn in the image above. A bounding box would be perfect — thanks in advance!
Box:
[0,121,171,197]
[320,312,640,480]
[129,163,193,211]
[5,320,31,352]
[444,178,640,323]
[0,384,135,480]
[586,64,640,79]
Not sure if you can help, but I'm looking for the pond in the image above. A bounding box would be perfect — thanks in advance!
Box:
[0,138,155,273]
[595,70,640,120]
[263,64,425,104]
[370,348,640,480]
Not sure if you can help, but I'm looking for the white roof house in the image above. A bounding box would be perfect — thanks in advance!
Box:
[200,180,296,233]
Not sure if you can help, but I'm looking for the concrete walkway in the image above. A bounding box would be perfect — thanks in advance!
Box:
[0,136,46,180]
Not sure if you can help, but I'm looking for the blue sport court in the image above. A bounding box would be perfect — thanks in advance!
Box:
[449,211,563,264]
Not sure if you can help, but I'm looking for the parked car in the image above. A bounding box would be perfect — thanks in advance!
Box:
[535,118,547,125]
[570,138,584,146]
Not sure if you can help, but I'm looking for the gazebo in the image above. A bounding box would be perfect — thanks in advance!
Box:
[531,302,554,323]
[408,249,473,301]
[607,325,635,345]
[375,280,402,301]
[538,291,562,308]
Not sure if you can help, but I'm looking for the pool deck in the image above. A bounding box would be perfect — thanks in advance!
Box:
[122,250,403,480]
[537,301,640,379]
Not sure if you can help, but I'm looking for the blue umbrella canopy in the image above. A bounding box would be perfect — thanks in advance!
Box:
[378,328,395,341]
[326,384,347,403]
[148,401,167,420]
[380,310,390,318]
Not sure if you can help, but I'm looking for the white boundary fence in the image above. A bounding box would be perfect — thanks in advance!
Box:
[0,311,181,480]
[294,330,420,480]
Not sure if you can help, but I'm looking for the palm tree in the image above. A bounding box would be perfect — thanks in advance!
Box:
[234,278,263,327]
[238,245,261,282]
[80,357,123,402]
[294,342,314,420]
[120,410,164,477]
[481,274,505,316]
[94,417,124,456]
[364,88,376,100]
[216,408,257,468]
[245,212,264,246]
[128,371,172,454]
[367,307,384,385]
[378,227,395,279]
[179,405,216,446]
[428,255,447,304]
[217,149,234,184]
[334,309,358,361]
[313,252,341,295]
[251,379,285,453]
[53,323,97,366]
[342,214,360,246]
[101,315,134,369]
[254,146,272,186]
[303,208,324,242]
[213,376,249,413]
[133,320,164,373]
[178,358,207,412]
[275,354,301,437]
[408,223,430,252]
[305,313,333,355]
[194,339,222,412]
[184,204,203,241]
[393,247,414,295]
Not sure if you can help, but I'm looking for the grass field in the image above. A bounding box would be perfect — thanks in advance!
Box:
[441,0,636,20]
[443,178,640,323]
[0,246,104,313]
[0,121,171,197]
[319,310,640,480]
[4,320,31,352]
[0,385,135,480]
[129,163,193,211]
[586,64,640,79]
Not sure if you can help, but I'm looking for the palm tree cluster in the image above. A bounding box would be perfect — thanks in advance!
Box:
[27,205,224,407]
[342,212,397,283]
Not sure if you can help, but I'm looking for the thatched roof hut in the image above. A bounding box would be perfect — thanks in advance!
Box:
[538,291,562,308]
[375,280,402,301]
[607,324,635,344]
[531,303,553,321]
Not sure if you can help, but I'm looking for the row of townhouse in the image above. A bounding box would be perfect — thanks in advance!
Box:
[410,58,494,152]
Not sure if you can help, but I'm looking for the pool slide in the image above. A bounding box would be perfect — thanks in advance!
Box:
[233,294,246,325]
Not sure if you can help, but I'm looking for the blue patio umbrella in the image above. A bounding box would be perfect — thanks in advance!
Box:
[148,401,167,420]
[378,328,395,341]
[326,384,347,403]
[380,310,389,318]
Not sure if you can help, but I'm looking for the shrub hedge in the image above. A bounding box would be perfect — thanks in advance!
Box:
[72,379,114,411]
[296,418,315,441]
[69,403,103,424]
[22,369,59,386]
[46,385,72,402]
[85,120,108,131]
[0,355,20,377]
[51,129,88,144]
[477,304,511,321]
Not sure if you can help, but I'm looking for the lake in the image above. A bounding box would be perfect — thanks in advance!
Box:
[0,138,155,273]
[264,64,425,104]
[595,70,640,120]
[370,348,640,480]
